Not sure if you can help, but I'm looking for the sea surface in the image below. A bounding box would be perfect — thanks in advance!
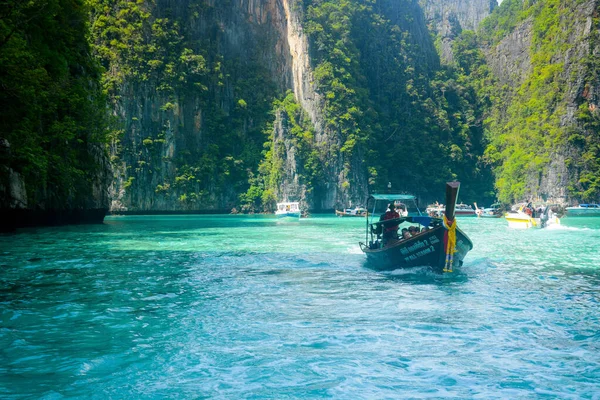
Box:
[1,215,599,399]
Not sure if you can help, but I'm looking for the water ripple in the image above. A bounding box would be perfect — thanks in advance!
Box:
[0,216,599,398]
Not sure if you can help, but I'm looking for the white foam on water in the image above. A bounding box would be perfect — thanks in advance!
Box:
[388,266,431,275]
[545,224,592,232]
[346,246,363,254]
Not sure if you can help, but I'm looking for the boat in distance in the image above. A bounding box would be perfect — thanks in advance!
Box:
[335,207,368,217]
[505,202,560,229]
[426,203,477,217]
[565,204,600,217]
[474,202,503,218]
[275,202,301,219]
[360,182,473,272]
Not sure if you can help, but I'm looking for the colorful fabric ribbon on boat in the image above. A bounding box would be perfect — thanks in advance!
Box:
[443,215,457,273]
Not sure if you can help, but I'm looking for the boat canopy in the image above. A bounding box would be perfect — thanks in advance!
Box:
[369,194,416,201]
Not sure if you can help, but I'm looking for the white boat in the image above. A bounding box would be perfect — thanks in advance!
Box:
[275,202,301,219]
[565,204,600,217]
[336,207,368,217]
[455,203,477,217]
[476,203,503,218]
[505,204,560,229]
[427,203,476,217]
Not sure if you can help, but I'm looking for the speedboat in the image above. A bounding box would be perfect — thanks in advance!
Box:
[455,203,477,217]
[565,204,600,217]
[478,203,503,218]
[275,202,301,219]
[360,182,473,272]
[505,203,560,229]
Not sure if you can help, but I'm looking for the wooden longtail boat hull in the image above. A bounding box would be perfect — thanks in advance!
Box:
[360,225,472,271]
[360,182,473,272]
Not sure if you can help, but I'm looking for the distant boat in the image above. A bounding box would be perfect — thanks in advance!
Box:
[335,207,368,217]
[505,203,560,229]
[426,203,444,217]
[475,203,503,218]
[565,204,600,217]
[360,182,473,272]
[275,202,301,219]
[455,203,477,217]
[426,203,476,217]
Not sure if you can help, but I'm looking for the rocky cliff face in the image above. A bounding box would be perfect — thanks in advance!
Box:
[105,0,298,212]
[485,18,533,89]
[273,0,324,210]
[483,0,599,203]
[420,0,496,62]
[103,0,357,212]
[100,0,499,213]
[0,1,110,230]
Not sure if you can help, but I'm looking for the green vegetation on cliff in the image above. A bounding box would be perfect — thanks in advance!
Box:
[0,0,107,209]
[240,91,320,213]
[8,0,595,215]
[89,0,279,210]
[570,1,600,202]
[479,0,600,203]
[299,0,493,203]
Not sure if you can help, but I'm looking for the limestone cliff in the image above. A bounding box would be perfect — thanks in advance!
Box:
[420,0,496,62]
[101,0,297,212]
[97,0,496,213]
[100,0,354,212]
[482,0,599,203]
[0,0,110,230]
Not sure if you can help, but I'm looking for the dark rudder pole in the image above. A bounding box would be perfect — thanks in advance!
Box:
[443,181,460,273]
[444,181,460,221]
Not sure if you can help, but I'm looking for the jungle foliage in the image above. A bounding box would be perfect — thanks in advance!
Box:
[5,0,598,215]
[0,0,107,208]
[297,0,494,203]
[88,0,279,209]
[242,0,496,212]
[478,0,600,203]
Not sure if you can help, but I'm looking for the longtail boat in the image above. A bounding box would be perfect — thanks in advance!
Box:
[359,182,473,272]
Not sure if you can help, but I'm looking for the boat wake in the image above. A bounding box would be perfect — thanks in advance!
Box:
[545,224,593,232]
[388,266,431,276]
[346,246,364,255]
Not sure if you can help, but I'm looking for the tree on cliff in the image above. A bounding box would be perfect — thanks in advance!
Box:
[0,0,107,210]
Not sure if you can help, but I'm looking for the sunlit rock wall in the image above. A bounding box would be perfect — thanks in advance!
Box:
[483,0,598,203]
[420,0,496,62]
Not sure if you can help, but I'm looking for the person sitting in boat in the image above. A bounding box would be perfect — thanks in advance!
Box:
[401,228,411,240]
[408,226,420,236]
[381,203,400,244]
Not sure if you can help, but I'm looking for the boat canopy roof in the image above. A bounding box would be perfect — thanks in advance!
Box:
[369,194,416,201]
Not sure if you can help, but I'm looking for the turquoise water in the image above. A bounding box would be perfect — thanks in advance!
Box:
[1,215,599,399]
